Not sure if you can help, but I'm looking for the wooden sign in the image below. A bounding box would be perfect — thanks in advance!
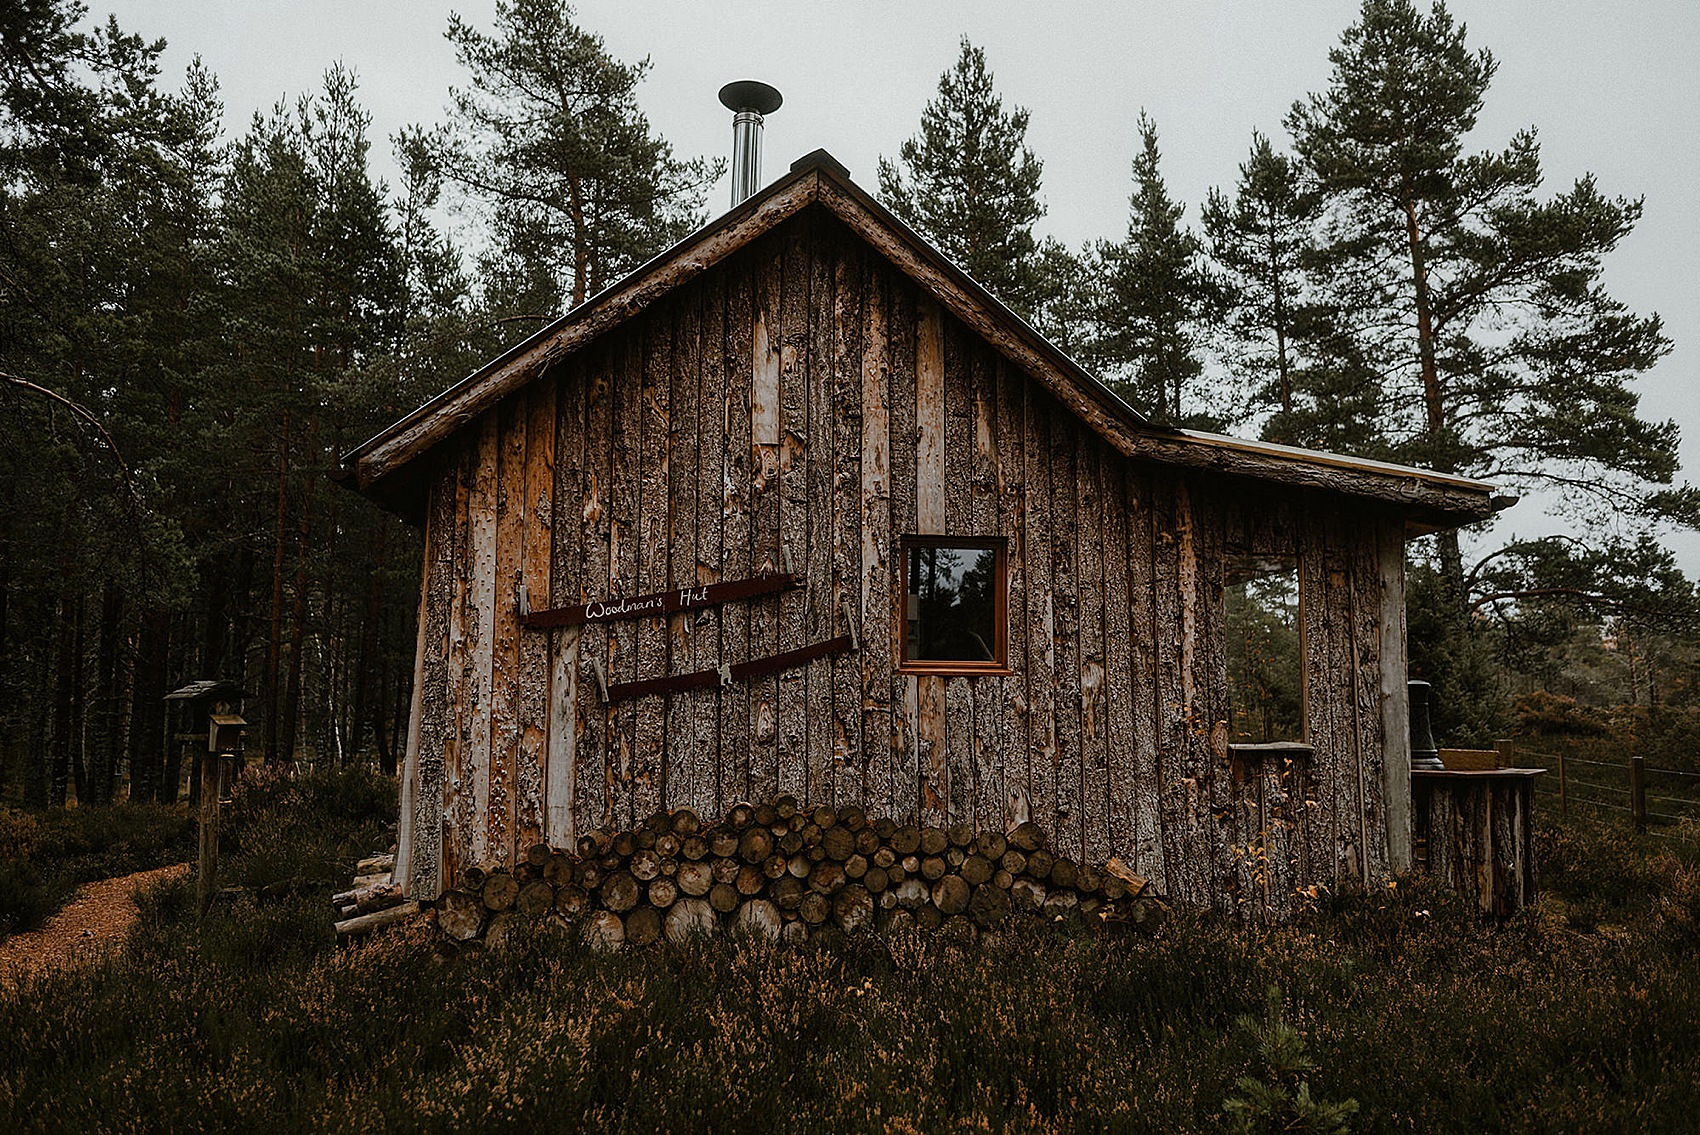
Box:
[520,573,797,630]
[604,635,854,704]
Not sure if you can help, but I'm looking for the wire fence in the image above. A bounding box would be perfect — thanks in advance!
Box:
[1506,739,1700,844]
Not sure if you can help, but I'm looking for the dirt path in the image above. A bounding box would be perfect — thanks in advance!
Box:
[0,862,189,991]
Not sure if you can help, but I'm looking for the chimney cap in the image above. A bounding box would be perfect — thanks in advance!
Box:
[719,80,782,116]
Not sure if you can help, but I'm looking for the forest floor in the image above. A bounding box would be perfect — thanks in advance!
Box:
[0,863,187,991]
[3,768,1699,1132]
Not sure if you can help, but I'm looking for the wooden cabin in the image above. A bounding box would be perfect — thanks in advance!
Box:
[342,149,1503,922]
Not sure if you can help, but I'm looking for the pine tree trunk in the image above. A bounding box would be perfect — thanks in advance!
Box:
[158,614,183,803]
[568,171,589,306]
[0,505,11,801]
[354,521,386,768]
[129,610,170,803]
[23,671,49,809]
[264,409,291,764]
[1266,201,1294,428]
[50,594,82,807]
[1402,197,1447,448]
[92,582,122,805]
[279,463,314,765]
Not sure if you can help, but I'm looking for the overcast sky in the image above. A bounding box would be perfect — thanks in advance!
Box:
[99,1,1700,571]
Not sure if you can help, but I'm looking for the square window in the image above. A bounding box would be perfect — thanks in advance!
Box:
[900,537,1007,672]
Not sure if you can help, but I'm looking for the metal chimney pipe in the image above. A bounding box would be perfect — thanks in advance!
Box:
[719,80,782,207]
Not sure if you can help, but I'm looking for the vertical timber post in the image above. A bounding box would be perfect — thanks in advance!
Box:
[1630,755,1646,834]
[1558,750,1567,818]
[198,752,219,912]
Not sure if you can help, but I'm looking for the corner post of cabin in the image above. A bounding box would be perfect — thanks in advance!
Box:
[1377,516,1413,871]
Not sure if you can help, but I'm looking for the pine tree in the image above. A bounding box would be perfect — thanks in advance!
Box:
[1287,0,1683,606]
[0,0,204,802]
[1089,113,1222,427]
[432,0,721,312]
[877,38,1049,319]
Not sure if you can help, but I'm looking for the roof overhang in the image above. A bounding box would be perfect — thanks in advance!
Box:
[341,149,1506,532]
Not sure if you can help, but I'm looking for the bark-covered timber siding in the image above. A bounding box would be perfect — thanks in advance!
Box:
[397,206,1405,919]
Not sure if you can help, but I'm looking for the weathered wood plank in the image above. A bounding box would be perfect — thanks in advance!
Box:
[1077,431,1110,867]
[1101,452,1135,867]
[1323,508,1364,889]
[1378,516,1412,871]
[860,257,893,819]
[395,521,429,892]
[1152,475,1195,901]
[609,335,642,831]
[993,359,1029,836]
[547,360,583,850]
[805,212,836,810]
[578,350,615,834]
[944,676,973,826]
[1350,507,1390,884]
[831,233,865,810]
[608,336,639,825]
[1022,383,1055,837]
[915,297,946,535]
[943,319,973,538]
[442,439,474,883]
[694,266,727,815]
[942,319,974,823]
[1049,410,1084,861]
[1297,503,1336,891]
[1191,479,1233,913]
[657,298,694,813]
[777,222,810,804]
[441,445,471,884]
[517,375,555,854]
[1125,465,1165,889]
[888,281,919,824]
[900,675,921,825]
[749,236,783,803]
[720,251,755,808]
[970,344,1002,835]
[409,468,457,896]
[466,413,499,868]
[914,297,948,825]
[634,315,671,821]
[489,395,525,869]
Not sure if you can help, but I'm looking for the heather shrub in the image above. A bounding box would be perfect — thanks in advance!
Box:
[4,765,1700,1133]
[0,801,195,939]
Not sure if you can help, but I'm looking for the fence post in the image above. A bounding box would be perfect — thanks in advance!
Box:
[1630,755,1647,834]
[197,749,220,912]
[1558,750,1567,818]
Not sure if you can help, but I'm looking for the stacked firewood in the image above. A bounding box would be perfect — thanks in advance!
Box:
[432,795,1166,949]
[331,851,422,940]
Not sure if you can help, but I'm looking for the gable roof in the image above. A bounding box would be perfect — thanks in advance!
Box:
[341,149,1506,533]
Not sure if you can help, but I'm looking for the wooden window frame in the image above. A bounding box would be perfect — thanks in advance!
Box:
[897,535,1010,675]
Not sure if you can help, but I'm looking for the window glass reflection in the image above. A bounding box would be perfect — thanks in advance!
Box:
[905,544,999,662]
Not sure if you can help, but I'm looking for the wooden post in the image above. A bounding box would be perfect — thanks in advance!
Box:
[1558,750,1567,818]
[198,751,220,912]
[1630,755,1646,833]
